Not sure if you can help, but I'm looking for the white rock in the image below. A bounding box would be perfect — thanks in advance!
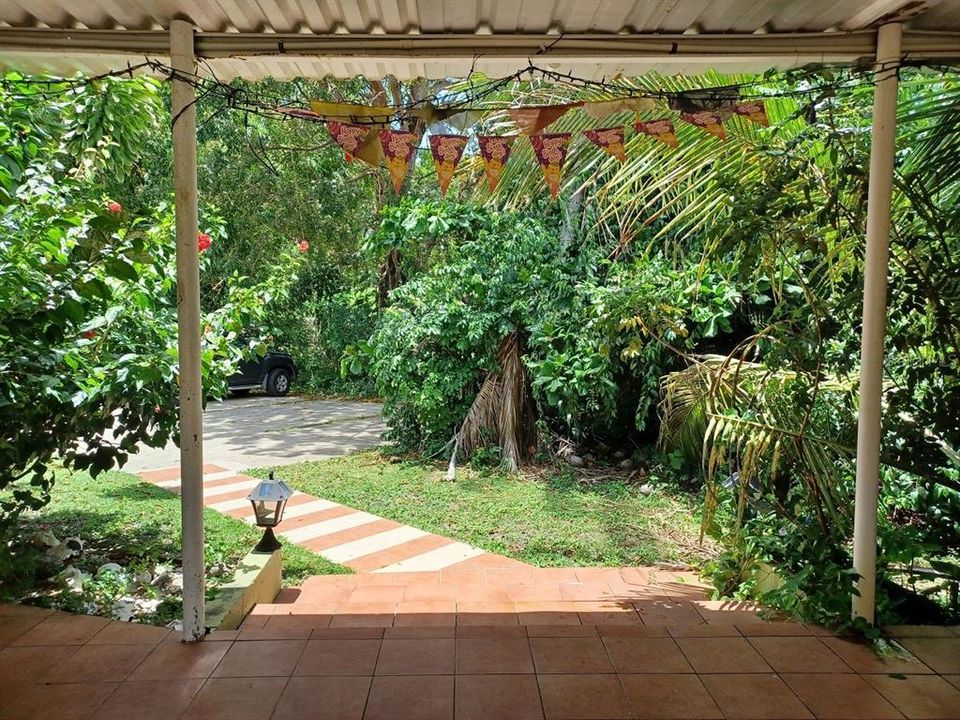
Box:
[566,455,585,467]
[111,596,138,622]
[133,570,153,586]
[34,528,60,547]
[168,573,184,592]
[136,598,162,614]
[53,566,88,593]
[97,563,124,578]
[638,483,654,496]
[167,619,183,632]
[618,458,634,470]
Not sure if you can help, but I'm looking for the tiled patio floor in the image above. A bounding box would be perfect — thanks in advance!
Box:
[2,567,959,719]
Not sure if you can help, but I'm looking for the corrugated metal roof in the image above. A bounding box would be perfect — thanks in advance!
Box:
[0,1,959,78]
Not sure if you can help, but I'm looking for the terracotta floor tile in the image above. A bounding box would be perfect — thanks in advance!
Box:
[537,673,633,719]
[0,615,46,646]
[517,602,583,626]
[87,621,171,645]
[0,644,79,709]
[747,636,853,674]
[240,624,308,642]
[395,601,457,627]
[376,638,455,675]
[530,637,615,673]
[675,636,771,673]
[364,674,454,720]
[456,674,543,720]
[0,681,116,720]
[822,636,932,674]
[782,673,903,719]
[865,674,960,719]
[180,677,288,720]
[946,675,960,691]
[95,678,205,719]
[328,602,396,628]
[633,599,705,626]
[603,637,693,673]
[667,624,741,638]
[273,588,303,604]
[128,640,232,680]
[486,568,535,585]
[579,609,644,626]
[692,600,764,625]
[455,585,514,602]
[526,625,599,637]
[560,583,615,601]
[294,638,380,676]
[700,673,813,719]
[272,675,371,720]
[620,673,723,719]
[212,639,306,677]
[508,585,565,602]
[402,585,459,602]
[898,637,960,674]
[736,622,811,637]
[456,625,528,638]
[456,637,534,673]
[598,625,670,638]
[11,612,110,646]
[310,627,384,639]
[348,585,408,604]
[457,611,522,625]
[384,626,455,639]
[0,604,53,618]
[43,642,155,683]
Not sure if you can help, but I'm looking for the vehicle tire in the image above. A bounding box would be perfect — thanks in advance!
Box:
[266,368,292,396]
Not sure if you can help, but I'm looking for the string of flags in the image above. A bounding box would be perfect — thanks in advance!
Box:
[306,97,769,197]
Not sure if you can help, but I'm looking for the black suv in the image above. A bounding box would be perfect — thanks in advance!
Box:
[229,351,298,396]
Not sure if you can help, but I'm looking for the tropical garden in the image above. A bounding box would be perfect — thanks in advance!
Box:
[1,61,958,630]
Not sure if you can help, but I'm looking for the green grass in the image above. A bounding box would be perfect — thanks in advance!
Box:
[250,450,713,568]
[5,469,349,606]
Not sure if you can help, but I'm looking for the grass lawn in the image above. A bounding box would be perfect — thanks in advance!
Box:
[4,469,348,621]
[250,450,714,568]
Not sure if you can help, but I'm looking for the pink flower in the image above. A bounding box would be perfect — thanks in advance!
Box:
[298,240,310,254]
[106,201,122,215]
[197,233,212,253]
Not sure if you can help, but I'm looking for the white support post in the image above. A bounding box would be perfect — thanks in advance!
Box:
[170,18,205,642]
[852,22,902,625]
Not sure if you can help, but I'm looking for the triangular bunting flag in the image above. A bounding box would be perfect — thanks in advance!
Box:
[633,119,679,148]
[378,129,421,194]
[327,121,371,162]
[508,103,581,135]
[680,111,727,140]
[429,134,468,196]
[583,127,627,163]
[733,101,769,127]
[582,98,656,120]
[477,136,516,192]
[530,133,572,198]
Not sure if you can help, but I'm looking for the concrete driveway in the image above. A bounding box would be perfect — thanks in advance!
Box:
[121,395,385,473]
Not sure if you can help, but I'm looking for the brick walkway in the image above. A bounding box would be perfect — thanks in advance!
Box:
[139,464,525,574]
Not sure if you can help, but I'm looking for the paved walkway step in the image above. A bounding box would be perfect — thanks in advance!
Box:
[138,465,525,574]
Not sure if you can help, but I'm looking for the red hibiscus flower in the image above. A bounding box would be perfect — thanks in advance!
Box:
[197,232,212,253]
[106,201,122,215]
[82,329,97,340]
[298,240,310,254]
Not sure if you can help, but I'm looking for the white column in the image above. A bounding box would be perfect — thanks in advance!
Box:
[852,22,902,625]
[170,18,205,642]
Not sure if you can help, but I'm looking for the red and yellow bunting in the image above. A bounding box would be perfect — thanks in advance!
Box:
[633,119,679,148]
[327,121,371,162]
[429,134,468,196]
[531,133,573,198]
[508,103,581,135]
[681,111,727,140]
[733,101,769,127]
[583,127,627,163]
[379,129,421,193]
[477,136,516,192]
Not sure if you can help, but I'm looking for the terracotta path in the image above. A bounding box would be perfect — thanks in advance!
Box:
[138,464,524,574]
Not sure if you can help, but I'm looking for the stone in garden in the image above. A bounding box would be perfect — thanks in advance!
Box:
[133,570,153,586]
[638,483,654,496]
[54,565,88,593]
[97,562,124,577]
[151,564,171,586]
[112,596,138,622]
[613,449,628,459]
[618,458,634,470]
[33,528,60,547]
[168,572,184,591]
[567,455,585,467]
[46,537,82,562]
[208,563,224,577]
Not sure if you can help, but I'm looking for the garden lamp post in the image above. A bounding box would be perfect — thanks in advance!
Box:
[247,472,294,552]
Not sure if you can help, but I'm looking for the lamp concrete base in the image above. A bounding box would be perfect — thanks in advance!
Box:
[205,548,282,631]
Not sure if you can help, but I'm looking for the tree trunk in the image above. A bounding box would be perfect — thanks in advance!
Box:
[453,332,538,472]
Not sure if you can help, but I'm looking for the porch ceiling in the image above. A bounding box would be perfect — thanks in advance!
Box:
[0,1,959,80]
